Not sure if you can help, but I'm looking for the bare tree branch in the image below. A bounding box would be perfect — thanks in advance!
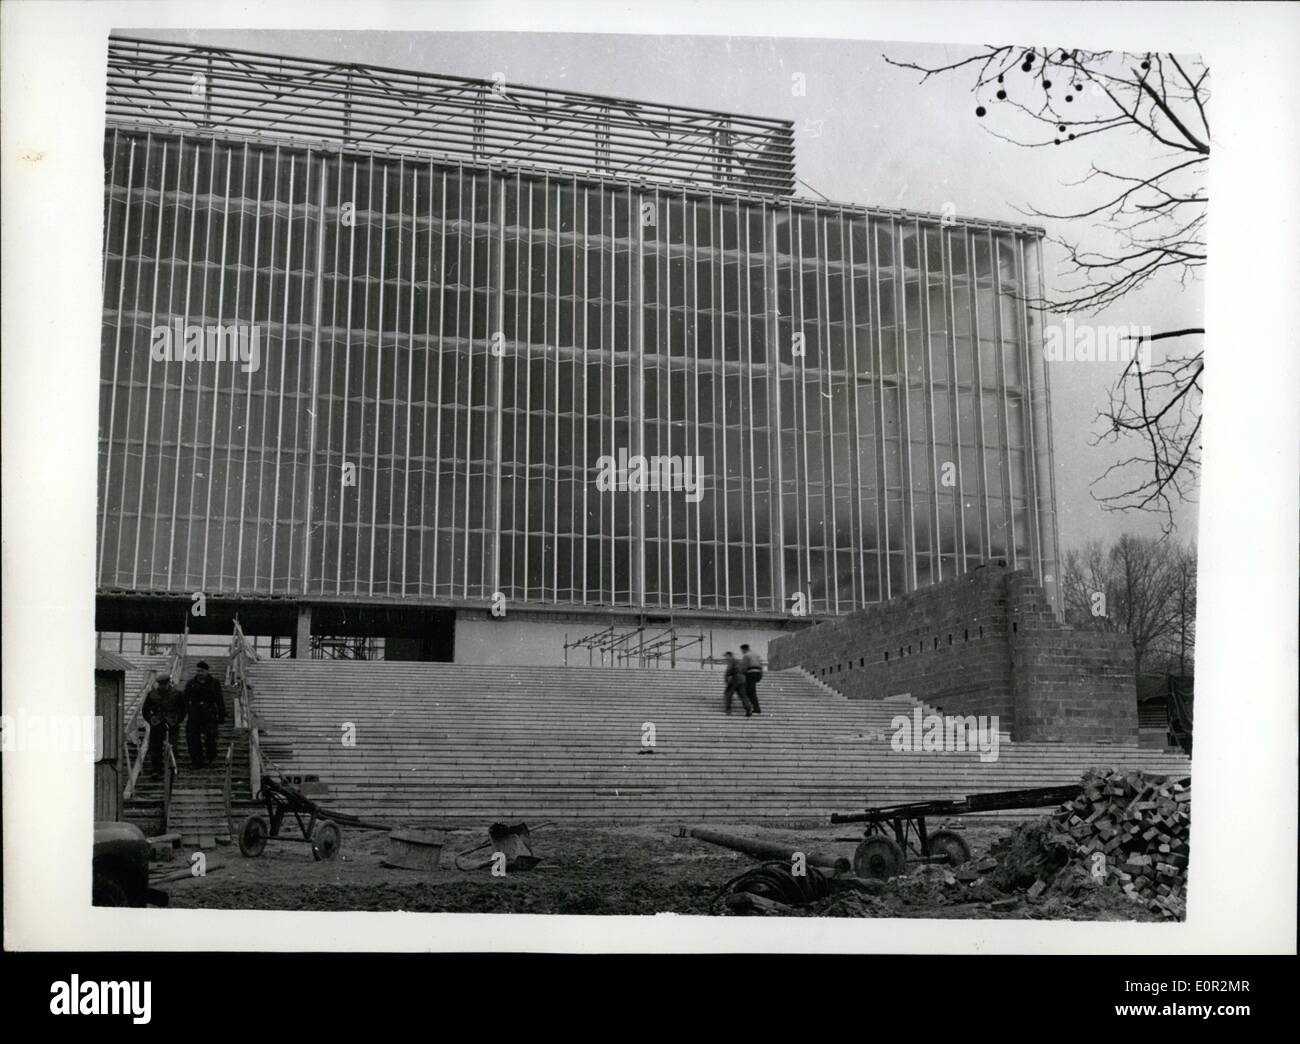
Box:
[885,46,1207,526]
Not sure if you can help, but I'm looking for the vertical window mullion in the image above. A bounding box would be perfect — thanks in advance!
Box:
[895,220,915,594]
[365,159,385,596]
[992,233,1016,567]
[461,173,476,598]
[845,213,866,607]
[236,146,267,593]
[943,225,967,577]
[767,207,785,609]
[269,152,299,592]
[580,185,590,604]
[215,144,240,592]
[100,134,136,587]
[664,192,674,610]
[399,161,417,597]
[819,214,838,614]
[970,228,992,558]
[162,139,200,590]
[551,182,562,603]
[919,218,941,588]
[301,154,329,596]
[521,178,533,602]
[1034,236,1061,608]
[744,205,758,612]
[692,200,703,609]
[785,206,806,608]
[493,175,507,602]
[417,163,436,597]
[870,218,890,599]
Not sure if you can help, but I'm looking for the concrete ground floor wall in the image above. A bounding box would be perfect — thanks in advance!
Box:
[96,592,808,669]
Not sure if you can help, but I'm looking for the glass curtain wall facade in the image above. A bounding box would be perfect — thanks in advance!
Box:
[99,125,1059,613]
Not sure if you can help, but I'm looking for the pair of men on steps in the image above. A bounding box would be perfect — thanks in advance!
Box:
[141,661,225,775]
[722,645,763,716]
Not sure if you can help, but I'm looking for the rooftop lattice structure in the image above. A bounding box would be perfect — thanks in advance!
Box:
[106,36,797,195]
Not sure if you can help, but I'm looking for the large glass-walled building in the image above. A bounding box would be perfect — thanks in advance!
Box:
[98,37,1060,640]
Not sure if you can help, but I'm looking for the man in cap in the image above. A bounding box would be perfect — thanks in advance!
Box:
[184,661,226,769]
[141,673,187,778]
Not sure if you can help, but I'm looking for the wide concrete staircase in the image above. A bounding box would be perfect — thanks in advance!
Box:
[227,660,1190,824]
[123,655,256,845]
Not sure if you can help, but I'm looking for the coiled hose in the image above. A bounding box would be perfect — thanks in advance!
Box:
[712,860,831,913]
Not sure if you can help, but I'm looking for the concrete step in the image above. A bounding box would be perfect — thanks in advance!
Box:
[205,658,1191,821]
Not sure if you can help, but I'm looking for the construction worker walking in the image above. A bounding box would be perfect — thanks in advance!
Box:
[141,674,187,778]
[722,651,755,716]
[739,644,763,715]
[184,661,226,769]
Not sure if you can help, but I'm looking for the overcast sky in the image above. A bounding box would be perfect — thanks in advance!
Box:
[126,27,1203,555]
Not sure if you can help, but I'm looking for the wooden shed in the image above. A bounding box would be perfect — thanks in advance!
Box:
[94,648,134,822]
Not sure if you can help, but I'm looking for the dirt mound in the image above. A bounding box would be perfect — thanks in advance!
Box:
[988,820,1077,891]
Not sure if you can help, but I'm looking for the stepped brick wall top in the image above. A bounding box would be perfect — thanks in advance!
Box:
[767,564,1138,744]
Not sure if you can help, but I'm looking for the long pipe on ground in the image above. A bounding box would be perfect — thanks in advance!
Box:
[679,827,851,874]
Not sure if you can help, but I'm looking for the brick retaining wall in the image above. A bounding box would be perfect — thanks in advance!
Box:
[767,563,1137,743]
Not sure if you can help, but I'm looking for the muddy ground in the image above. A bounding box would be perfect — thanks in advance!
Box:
[158,819,1165,920]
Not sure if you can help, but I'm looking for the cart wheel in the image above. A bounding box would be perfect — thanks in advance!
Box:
[927,830,971,867]
[238,815,269,857]
[311,820,342,862]
[853,836,905,880]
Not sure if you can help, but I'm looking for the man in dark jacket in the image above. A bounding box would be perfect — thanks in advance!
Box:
[141,674,186,778]
[184,661,226,769]
[722,651,754,716]
[739,644,763,715]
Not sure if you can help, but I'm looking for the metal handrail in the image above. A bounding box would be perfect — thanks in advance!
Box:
[121,672,156,800]
[121,625,189,800]
[226,620,262,797]
[122,669,158,735]
[161,738,175,832]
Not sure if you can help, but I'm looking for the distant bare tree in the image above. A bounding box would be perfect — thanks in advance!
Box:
[1061,539,1115,628]
[1148,544,1197,676]
[886,47,1206,532]
[1062,534,1196,677]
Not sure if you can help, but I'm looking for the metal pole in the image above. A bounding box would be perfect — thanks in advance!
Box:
[680,827,850,874]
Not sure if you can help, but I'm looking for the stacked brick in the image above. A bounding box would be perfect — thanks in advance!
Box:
[1051,769,1191,918]
[1008,573,1139,744]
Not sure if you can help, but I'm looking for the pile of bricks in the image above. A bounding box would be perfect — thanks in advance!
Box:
[1050,769,1191,918]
